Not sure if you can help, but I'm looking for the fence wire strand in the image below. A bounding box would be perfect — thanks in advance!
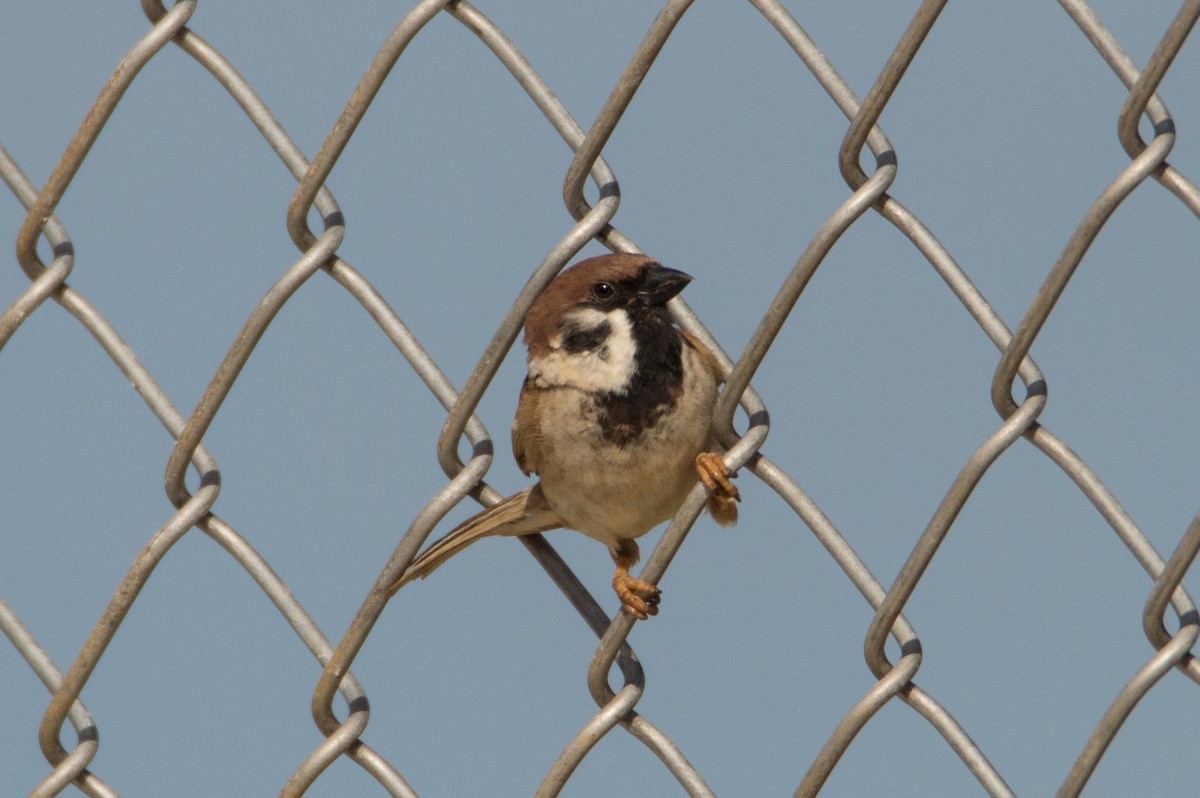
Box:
[2,1,1199,795]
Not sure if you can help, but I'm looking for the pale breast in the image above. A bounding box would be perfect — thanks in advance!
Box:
[532,343,720,550]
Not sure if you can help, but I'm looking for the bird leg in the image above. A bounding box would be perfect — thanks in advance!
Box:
[611,539,660,620]
[696,451,739,526]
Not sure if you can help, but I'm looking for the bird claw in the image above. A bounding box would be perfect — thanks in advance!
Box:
[696,451,739,526]
[613,572,661,620]
[696,452,739,500]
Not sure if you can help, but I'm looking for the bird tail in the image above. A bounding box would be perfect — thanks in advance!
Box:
[387,485,560,596]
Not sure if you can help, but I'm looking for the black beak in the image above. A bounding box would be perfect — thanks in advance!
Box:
[637,265,693,306]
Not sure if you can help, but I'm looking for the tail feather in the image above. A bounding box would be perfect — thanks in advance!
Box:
[387,485,560,596]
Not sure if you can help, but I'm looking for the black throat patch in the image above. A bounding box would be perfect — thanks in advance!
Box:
[595,306,684,446]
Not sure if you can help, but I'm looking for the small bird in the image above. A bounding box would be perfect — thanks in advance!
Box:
[388,253,739,619]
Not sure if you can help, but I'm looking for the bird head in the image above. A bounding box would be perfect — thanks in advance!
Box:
[524,254,692,394]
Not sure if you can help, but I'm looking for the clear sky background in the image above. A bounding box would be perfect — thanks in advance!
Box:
[2,2,1199,796]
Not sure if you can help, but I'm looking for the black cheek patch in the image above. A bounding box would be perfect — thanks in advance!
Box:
[561,318,612,353]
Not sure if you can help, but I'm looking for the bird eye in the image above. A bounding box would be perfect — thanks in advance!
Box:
[591,282,615,301]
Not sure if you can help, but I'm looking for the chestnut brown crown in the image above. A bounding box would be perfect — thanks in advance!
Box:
[523,254,692,357]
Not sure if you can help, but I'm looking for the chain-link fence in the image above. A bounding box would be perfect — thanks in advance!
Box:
[3,2,1199,796]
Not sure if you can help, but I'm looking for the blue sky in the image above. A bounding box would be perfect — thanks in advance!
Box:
[2,2,1199,796]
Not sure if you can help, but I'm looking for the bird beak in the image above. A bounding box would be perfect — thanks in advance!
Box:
[637,265,693,306]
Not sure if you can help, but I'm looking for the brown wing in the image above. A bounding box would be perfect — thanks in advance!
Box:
[681,329,740,526]
[511,376,542,476]
[680,328,726,384]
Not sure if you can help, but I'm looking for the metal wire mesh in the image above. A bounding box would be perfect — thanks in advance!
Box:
[2,1,1199,795]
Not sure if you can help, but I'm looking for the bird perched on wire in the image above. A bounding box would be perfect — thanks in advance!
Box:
[388,253,739,619]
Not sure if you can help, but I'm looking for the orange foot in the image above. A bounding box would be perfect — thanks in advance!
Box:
[696,451,739,526]
[612,569,661,620]
[611,540,659,619]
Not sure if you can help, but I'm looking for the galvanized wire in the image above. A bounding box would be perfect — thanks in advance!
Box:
[2,1,1198,796]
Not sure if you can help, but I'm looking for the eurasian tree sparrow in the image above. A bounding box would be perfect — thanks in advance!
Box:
[388,253,738,619]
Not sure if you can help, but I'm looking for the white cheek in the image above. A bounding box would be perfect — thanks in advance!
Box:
[534,308,637,392]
